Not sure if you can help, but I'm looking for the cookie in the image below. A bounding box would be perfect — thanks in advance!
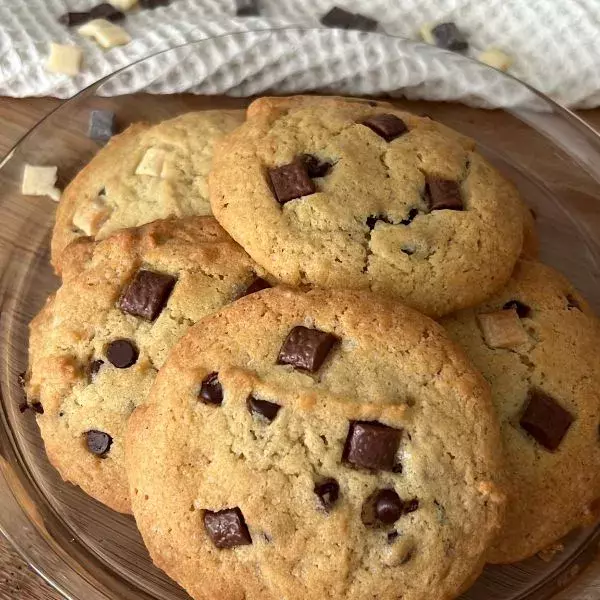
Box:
[26,217,264,513]
[209,96,526,317]
[126,287,505,600]
[51,110,244,273]
[441,260,600,563]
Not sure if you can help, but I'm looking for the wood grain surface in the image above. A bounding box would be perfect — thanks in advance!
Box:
[0,96,599,600]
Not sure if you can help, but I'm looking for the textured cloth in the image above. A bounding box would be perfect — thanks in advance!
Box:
[0,0,599,107]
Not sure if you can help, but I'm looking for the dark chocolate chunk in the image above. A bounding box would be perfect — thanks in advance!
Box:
[203,507,252,549]
[566,294,582,311]
[425,177,463,211]
[269,161,316,205]
[361,113,408,142]
[119,270,176,321]
[31,402,44,415]
[106,339,138,369]
[374,489,403,524]
[89,110,116,144]
[236,0,259,16]
[350,12,378,32]
[239,277,271,298]
[519,390,574,451]
[366,214,393,229]
[301,154,332,178]
[85,430,113,456]
[320,6,355,28]
[401,208,419,225]
[277,326,338,372]
[90,3,125,21]
[199,372,223,406]
[89,359,104,380]
[343,421,402,471]
[503,300,531,319]
[247,396,281,422]
[139,0,171,8]
[431,22,468,52]
[314,478,339,511]
[58,11,91,27]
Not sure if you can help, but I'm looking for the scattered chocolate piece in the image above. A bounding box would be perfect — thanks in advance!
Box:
[343,421,402,471]
[520,390,574,451]
[239,277,271,298]
[85,430,113,456]
[431,22,468,52]
[106,339,138,369]
[199,372,223,406]
[361,114,408,142]
[277,326,338,372]
[89,359,104,380]
[301,154,333,178]
[320,7,378,31]
[203,507,252,549]
[425,177,463,211]
[269,161,315,205]
[401,208,419,225]
[119,270,176,321]
[139,0,171,8]
[247,396,281,422]
[90,3,125,21]
[58,11,91,27]
[566,294,582,311]
[503,300,531,319]
[89,110,116,144]
[236,0,259,17]
[314,478,339,511]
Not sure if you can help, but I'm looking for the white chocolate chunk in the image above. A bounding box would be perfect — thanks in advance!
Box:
[78,19,131,49]
[419,23,435,45]
[477,309,529,349]
[22,165,62,201]
[72,198,112,235]
[479,48,513,72]
[136,148,166,177]
[109,0,138,9]
[46,43,83,76]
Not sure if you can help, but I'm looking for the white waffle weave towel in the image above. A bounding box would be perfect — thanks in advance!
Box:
[0,0,599,107]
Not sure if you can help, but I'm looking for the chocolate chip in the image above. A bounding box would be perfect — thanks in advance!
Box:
[314,478,339,511]
[503,300,531,319]
[89,359,104,380]
[58,11,91,26]
[203,507,252,549]
[301,154,332,178]
[89,110,116,144]
[239,277,271,298]
[277,326,338,372]
[343,421,402,471]
[425,177,463,211]
[350,13,378,32]
[85,430,112,456]
[374,489,403,524]
[31,402,44,415]
[366,214,393,229]
[320,7,377,31]
[268,161,316,205]
[431,22,468,52]
[387,530,399,543]
[236,0,259,16]
[247,396,280,422]
[566,294,582,311]
[401,208,419,225]
[199,372,223,406]
[106,339,138,369]
[361,114,408,142]
[520,390,574,451]
[90,3,125,21]
[119,270,176,321]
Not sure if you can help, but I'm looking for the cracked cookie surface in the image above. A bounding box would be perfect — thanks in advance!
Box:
[26,217,262,513]
[126,287,504,600]
[210,96,525,317]
[52,110,244,273]
[441,260,600,563]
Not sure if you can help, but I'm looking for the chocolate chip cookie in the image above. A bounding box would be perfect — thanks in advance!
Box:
[26,217,265,513]
[51,110,244,273]
[126,287,505,600]
[441,260,600,563]
[210,96,526,317]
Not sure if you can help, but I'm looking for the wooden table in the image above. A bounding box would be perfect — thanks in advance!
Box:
[0,96,599,600]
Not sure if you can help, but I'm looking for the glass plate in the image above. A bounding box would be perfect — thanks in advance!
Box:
[1,29,599,600]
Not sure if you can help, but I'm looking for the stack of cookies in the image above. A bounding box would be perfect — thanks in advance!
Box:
[25,95,600,600]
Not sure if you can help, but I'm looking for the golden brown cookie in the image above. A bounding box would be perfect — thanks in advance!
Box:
[441,260,600,563]
[26,217,265,513]
[126,287,505,600]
